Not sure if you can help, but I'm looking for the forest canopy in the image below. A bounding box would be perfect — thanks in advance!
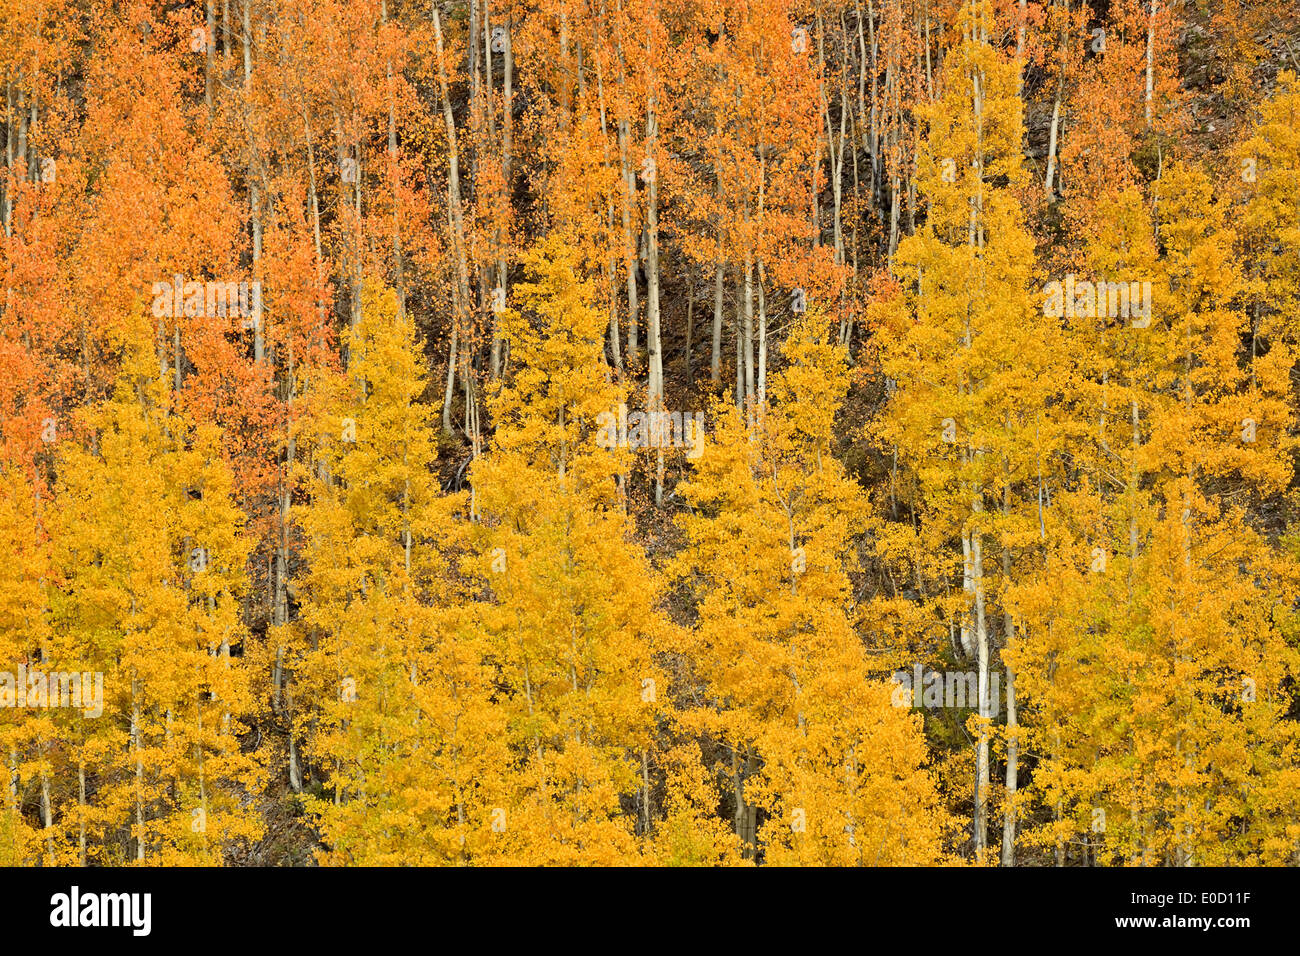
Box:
[2,0,1300,867]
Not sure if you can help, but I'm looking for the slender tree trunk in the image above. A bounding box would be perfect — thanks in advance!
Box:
[709,88,725,385]
[1044,88,1062,198]
[40,767,54,864]
[1044,3,1066,197]
[1145,1,1156,130]
[734,312,743,407]
[645,95,663,406]
[756,262,767,405]
[383,0,406,320]
[77,760,87,865]
[741,252,754,411]
[432,3,473,435]
[492,14,514,379]
[711,261,724,385]
[618,119,639,359]
[131,678,146,862]
[684,270,695,383]
[1000,516,1018,866]
[242,0,264,363]
[205,0,216,110]
[303,111,325,323]
[972,526,989,854]
[3,81,13,239]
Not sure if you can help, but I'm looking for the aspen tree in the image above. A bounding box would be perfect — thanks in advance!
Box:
[0,461,47,863]
[472,236,665,864]
[875,0,1047,857]
[294,284,503,863]
[1009,160,1300,866]
[674,310,952,864]
[47,342,261,864]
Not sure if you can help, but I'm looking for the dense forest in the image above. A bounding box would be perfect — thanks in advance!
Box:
[2,0,1300,867]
